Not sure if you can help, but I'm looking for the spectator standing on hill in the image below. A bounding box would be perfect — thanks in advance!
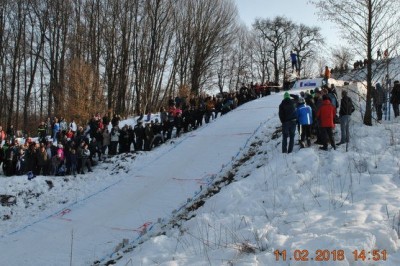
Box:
[119,125,130,153]
[69,148,78,176]
[53,118,60,142]
[144,123,154,151]
[317,95,336,151]
[109,126,120,155]
[102,114,110,128]
[59,117,68,134]
[134,121,145,151]
[89,138,101,163]
[46,117,52,136]
[80,143,92,174]
[391,80,400,118]
[36,144,48,176]
[37,122,47,144]
[296,98,313,148]
[69,119,77,134]
[102,129,110,156]
[7,125,15,141]
[279,92,297,153]
[337,90,355,145]
[372,83,385,121]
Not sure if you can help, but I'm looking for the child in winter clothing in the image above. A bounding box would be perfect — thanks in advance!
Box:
[80,143,92,174]
[296,98,313,147]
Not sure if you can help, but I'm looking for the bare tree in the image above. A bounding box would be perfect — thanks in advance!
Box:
[0,0,245,132]
[312,0,400,125]
[292,24,324,77]
[331,45,354,75]
[253,16,295,84]
[6,1,26,128]
[188,0,237,95]
[22,1,47,132]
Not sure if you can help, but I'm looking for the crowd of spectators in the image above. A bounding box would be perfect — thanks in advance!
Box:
[0,83,278,178]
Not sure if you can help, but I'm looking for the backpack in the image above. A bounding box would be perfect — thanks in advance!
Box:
[27,171,36,180]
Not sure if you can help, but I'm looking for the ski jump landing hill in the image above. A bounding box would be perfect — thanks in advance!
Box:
[0,90,287,265]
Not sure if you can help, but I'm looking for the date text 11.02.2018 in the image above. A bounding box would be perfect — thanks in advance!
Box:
[274,249,387,262]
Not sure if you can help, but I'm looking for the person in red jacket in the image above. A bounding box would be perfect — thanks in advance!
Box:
[317,95,336,151]
[323,66,330,86]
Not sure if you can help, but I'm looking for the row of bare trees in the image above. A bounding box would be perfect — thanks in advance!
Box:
[0,0,326,134]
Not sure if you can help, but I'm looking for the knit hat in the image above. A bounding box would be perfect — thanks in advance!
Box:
[284,92,290,99]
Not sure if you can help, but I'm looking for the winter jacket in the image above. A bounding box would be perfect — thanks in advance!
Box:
[81,148,90,159]
[279,98,297,123]
[110,128,120,142]
[24,149,36,172]
[206,100,215,111]
[69,153,77,166]
[59,120,68,132]
[37,125,46,139]
[327,92,339,109]
[174,115,183,128]
[144,126,154,141]
[57,148,65,161]
[119,129,130,146]
[160,111,168,123]
[7,127,15,140]
[373,84,385,106]
[391,83,400,104]
[324,67,330,79]
[102,130,110,146]
[69,122,77,132]
[339,96,355,116]
[36,149,48,166]
[134,125,145,139]
[296,104,313,125]
[53,123,60,133]
[290,52,297,62]
[317,100,335,128]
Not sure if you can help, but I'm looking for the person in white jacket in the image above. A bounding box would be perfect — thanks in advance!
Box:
[69,119,77,133]
[109,126,120,155]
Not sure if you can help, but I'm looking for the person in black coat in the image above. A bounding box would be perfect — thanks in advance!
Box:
[337,90,355,145]
[134,121,145,151]
[391,81,400,117]
[279,92,297,153]
[372,83,385,121]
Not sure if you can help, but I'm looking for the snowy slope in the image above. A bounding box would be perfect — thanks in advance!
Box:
[1,82,400,265]
[113,83,400,265]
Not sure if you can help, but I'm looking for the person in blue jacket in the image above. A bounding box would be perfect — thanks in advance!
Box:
[296,97,313,148]
[290,51,298,72]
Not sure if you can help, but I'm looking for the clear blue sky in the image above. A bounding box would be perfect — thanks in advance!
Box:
[234,0,341,48]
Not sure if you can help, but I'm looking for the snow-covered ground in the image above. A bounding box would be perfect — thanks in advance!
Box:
[1,81,400,266]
